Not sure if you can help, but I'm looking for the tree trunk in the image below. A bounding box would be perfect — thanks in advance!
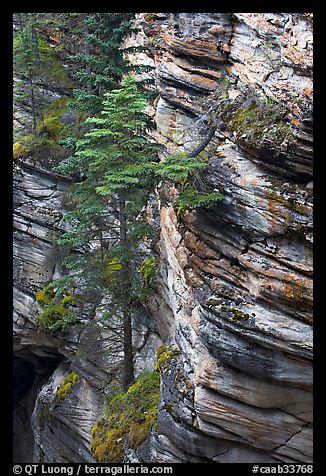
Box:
[31,25,40,62]
[187,120,218,159]
[118,193,134,390]
[28,72,38,140]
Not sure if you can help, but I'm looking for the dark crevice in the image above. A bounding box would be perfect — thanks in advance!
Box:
[13,353,63,463]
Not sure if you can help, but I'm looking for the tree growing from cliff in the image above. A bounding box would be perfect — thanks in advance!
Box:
[13,13,79,153]
[54,75,223,388]
[69,13,152,117]
[155,151,223,214]
[57,13,154,175]
[13,14,43,138]
[55,74,159,390]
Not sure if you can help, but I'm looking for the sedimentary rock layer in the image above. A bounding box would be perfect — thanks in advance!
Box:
[140,12,313,463]
[13,12,313,463]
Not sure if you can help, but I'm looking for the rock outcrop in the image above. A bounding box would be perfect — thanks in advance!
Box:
[13,158,162,462]
[139,12,313,463]
[13,12,313,464]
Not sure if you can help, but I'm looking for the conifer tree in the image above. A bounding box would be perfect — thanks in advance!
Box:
[71,13,150,117]
[14,15,41,137]
[55,74,223,388]
[13,13,76,142]
[55,74,159,389]
[155,151,223,212]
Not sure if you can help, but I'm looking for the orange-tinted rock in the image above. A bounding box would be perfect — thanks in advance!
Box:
[208,25,226,35]
[160,60,218,92]
[163,31,226,63]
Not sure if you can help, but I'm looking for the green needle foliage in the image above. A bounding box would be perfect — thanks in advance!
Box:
[15,14,223,391]
[83,76,158,198]
[155,151,223,211]
[70,13,152,117]
[55,74,160,389]
[53,66,222,389]
[53,76,222,386]
[55,73,159,270]
[14,14,74,136]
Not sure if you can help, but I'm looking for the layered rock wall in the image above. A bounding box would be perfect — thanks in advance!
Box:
[13,158,162,461]
[140,12,313,463]
[13,12,313,463]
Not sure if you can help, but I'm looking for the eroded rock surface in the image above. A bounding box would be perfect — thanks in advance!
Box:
[13,12,313,463]
[140,12,313,463]
[13,159,162,462]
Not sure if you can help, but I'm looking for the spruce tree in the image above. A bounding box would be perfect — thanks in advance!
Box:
[71,13,149,116]
[55,74,223,388]
[55,74,159,390]
[155,151,223,213]
[13,13,77,144]
[13,15,41,137]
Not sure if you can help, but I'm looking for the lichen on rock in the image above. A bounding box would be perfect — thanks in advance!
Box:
[13,11,313,465]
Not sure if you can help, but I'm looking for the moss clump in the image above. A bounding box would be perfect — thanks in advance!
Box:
[13,98,73,161]
[206,82,294,151]
[55,372,81,401]
[35,283,76,333]
[220,305,250,321]
[13,133,35,159]
[140,257,157,285]
[60,295,74,307]
[230,308,250,321]
[39,98,72,138]
[228,98,293,147]
[230,101,258,131]
[155,344,179,374]
[90,371,160,463]
[35,283,55,305]
[13,141,24,158]
[176,204,185,222]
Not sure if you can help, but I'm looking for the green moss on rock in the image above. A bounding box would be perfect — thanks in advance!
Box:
[55,372,81,402]
[155,344,179,374]
[220,305,250,321]
[35,284,76,333]
[13,97,74,161]
[204,82,294,151]
[227,97,293,147]
[90,371,160,463]
[230,308,250,321]
[35,283,55,305]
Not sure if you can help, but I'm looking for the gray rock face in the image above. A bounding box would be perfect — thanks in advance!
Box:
[13,159,162,462]
[138,12,313,463]
[13,160,71,359]
[13,12,313,464]
[31,361,100,463]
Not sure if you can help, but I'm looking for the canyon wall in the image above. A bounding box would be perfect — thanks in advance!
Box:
[13,13,313,463]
